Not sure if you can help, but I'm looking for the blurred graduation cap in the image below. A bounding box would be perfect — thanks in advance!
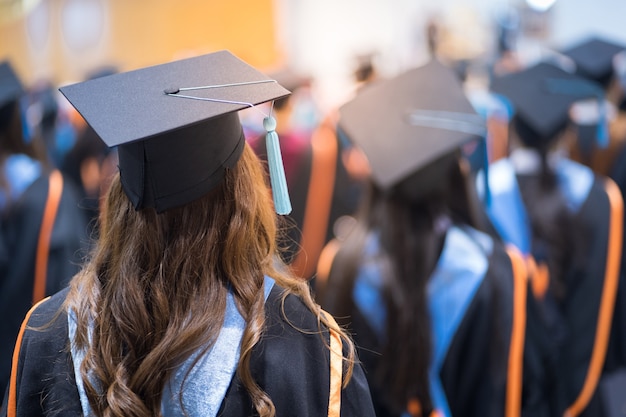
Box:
[266,66,311,111]
[338,59,487,200]
[60,50,291,213]
[490,62,607,148]
[560,36,626,88]
[268,67,310,94]
[0,61,25,127]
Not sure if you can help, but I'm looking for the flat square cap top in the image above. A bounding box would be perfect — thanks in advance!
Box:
[59,50,290,148]
[0,61,24,110]
[490,62,603,142]
[338,59,485,189]
[561,36,626,83]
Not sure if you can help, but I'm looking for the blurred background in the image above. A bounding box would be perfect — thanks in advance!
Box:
[2,0,626,113]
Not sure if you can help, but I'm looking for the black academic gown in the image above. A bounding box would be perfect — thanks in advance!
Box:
[609,142,626,369]
[1,285,376,417]
[320,225,554,417]
[0,171,88,397]
[486,154,625,416]
[516,168,622,417]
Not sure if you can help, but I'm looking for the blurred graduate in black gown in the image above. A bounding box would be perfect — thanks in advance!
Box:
[488,61,624,417]
[316,59,554,417]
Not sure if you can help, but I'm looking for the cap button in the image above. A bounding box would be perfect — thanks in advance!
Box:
[263,116,277,132]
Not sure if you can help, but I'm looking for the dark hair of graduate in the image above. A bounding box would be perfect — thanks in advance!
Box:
[512,115,575,300]
[64,143,355,417]
[322,150,481,413]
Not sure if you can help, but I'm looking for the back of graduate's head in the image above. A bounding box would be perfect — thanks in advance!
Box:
[340,58,487,232]
[491,61,589,297]
[391,149,479,225]
[510,112,561,152]
[336,57,486,261]
[100,142,275,264]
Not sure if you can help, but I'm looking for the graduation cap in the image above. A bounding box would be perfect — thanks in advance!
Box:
[0,61,25,127]
[560,36,626,87]
[338,59,487,200]
[490,62,607,148]
[59,50,292,213]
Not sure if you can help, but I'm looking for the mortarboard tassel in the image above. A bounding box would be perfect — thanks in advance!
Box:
[596,98,609,149]
[263,116,292,215]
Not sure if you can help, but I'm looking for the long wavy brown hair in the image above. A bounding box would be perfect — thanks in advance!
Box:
[64,143,354,417]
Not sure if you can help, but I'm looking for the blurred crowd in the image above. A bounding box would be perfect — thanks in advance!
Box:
[2,7,626,417]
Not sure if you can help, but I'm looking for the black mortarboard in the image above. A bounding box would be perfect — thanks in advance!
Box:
[0,61,24,127]
[338,59,486,194]
[60,51,290,213]
[560,36,626,87]
[490,62,605,148]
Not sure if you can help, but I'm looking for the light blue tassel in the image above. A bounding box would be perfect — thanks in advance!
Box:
[264,116,292,215]
[596,98,609,149]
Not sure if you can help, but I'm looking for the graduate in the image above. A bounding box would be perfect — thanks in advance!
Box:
[1,51,375,417]
[0,61,87,398]
[488,61,624,417]
[563,42,626,377]
[315,59,553,417]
